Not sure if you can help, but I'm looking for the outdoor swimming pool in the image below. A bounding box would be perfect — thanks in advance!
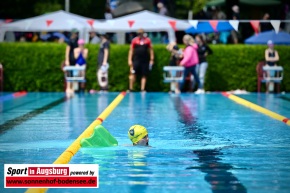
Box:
[1,92,290,193]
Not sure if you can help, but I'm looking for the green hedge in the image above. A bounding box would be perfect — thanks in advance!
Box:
[0,43,289,92]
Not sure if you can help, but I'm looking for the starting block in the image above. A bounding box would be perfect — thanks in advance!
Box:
[262,66,283,82]
[63,66,86,91]
[163,66,185,83]
[262,66,283,92]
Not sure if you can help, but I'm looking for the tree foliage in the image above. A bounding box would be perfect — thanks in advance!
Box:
[0,0,106,19]
[34,0,62,15]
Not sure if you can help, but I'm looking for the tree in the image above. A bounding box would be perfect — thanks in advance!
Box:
[0,0,106,19]
[34,0,62,15]
[167,0,208,19]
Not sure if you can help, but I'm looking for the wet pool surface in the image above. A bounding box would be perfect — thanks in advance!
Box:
[1,92,290,193]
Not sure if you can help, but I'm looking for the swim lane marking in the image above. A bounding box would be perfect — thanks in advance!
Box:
[222,92,290,126]
[25,91,126,193]
[0,97,69,134]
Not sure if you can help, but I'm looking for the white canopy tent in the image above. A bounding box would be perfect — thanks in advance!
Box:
[93,10,192,43]
[0,10,97,42]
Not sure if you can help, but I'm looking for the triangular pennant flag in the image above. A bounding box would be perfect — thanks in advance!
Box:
[108,20,115,26]
[128,20,135,28]
[168,20,177,31]
[250,20,260,34]
[87,20,94,27]
[209,20,218,31]
[5,19,13,23]
[229,20,239,31]
[188,20,198,29]
[270,20,281,33]
[46,20,53,27]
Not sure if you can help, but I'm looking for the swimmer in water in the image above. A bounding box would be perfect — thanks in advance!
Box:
[128,125,149,146]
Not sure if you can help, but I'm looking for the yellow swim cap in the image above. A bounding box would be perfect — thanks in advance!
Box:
[128,125,148,144]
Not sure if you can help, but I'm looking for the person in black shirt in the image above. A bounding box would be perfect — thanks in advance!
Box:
[128,29,154,92]
[97,33,110,91]
[195,35,212,93]
[259,13,273,32]
[166,42,183,94]
[65,28,78,96]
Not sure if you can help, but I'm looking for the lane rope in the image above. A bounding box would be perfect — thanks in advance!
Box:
[222,92,290,126]
[25,91,126,193]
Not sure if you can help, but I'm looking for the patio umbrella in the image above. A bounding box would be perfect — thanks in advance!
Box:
[52,32,69,42]
[245,30,290,45]
[40,33,51,41]
[185,21,233,34]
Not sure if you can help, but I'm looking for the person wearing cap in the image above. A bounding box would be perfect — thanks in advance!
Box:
[128,28,154,92]
[65,28,79,95]
[128,125,149,146]
[97,33,110,91]
[265,40,279,67]
[74,39,88,92]
[265,40,280,92]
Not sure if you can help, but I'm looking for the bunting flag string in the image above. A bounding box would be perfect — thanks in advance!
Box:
[229,20,239,31]
[250,20,260,34]
[188,20,198,29]
[209,20,218,31]
[187,20,286,34]
[270,20,281,33]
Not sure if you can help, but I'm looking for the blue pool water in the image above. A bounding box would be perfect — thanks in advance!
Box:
[1,92,290,193]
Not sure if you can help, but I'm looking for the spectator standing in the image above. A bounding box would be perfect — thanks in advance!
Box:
[166,41,183,94]
[231,5,240,44]
[128,29,154,92]
[217,7,227,20]
[97,33,110,91]
[65,28,79,95]
[195,35,213,93]
[179,35,202,93]
[157,2,168,16]
[259,13,273,32]
[89,32,100,44]
[104,6,113,19]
